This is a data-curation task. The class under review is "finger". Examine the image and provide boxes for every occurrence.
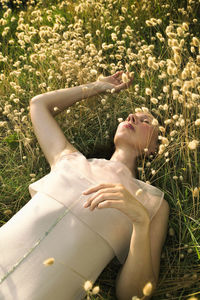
[113,71,124,78]
[97,200,124,209]
[82,183,116,195]
[115,82,129,93]
[84,188,121,208]
[88,192,121,210]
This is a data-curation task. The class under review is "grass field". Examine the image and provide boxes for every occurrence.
[0,0,200,299]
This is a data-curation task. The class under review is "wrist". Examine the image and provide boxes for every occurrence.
[95,80,113,93]
[79,81,105,98]
[133,216,150,231]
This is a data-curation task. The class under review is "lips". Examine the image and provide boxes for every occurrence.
[123,123,134,130]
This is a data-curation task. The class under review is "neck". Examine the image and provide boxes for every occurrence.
[110,147,138,178]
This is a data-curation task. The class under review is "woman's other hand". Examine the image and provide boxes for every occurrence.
[97,71,134,93]
[82,183,150,226]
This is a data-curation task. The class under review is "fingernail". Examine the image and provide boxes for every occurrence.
[83,202,88,208]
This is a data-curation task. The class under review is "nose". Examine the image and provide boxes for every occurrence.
[127,114,137,124]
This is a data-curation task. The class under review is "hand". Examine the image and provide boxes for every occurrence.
[82,183,150,225]
[97,71,134,93]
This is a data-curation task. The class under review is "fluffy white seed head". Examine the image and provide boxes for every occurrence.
[162,137,169,146]
[152,119,158,126]
[90,69,97,76]
[101,99,106,105]
[177,27,184,36]
[164,119,172,125]
[169,227,175,236]
[43,257,55,266]
[117,117,123,123]
[182,22,189,31]
[143,282,153,296]
[135,188,143,196]
[192,37,199,47]
[174,54,181,65]
[142,107,149,113]
[147,56,154,67]
[122,73,129,83]
[193,187,199,198]
[167,67,173,76]
[84,280,93,291]
[151,97,158,104]
[195,119,200,126]
[92,286,100,294]
[158,144,165,154]
[163,86,169,93]
[170,130,177,136]
[188,140,199,150]
[145,88,152,95]
[159,126,165,133]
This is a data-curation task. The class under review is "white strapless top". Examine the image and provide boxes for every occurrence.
[29,151,164,264]
[0,151,164,300]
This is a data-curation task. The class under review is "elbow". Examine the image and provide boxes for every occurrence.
[30,95,49,111]
[30,97,37,106]
[30,95,42,105]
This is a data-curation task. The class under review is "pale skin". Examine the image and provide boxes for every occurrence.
[30,71,169,300]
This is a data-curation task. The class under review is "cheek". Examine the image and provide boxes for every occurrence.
[139,124,149,134]
[139,126,153,141]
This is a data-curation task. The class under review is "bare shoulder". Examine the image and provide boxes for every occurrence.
[58,147,80,157]
[51,147,80,168]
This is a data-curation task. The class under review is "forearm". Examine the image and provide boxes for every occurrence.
[116,223,156,300]
[31,81,105,116]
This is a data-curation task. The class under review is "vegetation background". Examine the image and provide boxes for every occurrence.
[0,0,199,299]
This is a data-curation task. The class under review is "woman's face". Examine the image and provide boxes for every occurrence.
[114,112,159,156]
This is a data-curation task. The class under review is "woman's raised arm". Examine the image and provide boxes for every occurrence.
[29,71,133,167]
[29,81,106,167]
[30,81,105,117]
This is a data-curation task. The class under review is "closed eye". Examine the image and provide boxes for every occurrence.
[142,119,150,124]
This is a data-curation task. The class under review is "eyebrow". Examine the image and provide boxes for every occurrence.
[137,114,153,120]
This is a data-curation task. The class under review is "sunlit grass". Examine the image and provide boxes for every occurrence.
[0,0,200,299]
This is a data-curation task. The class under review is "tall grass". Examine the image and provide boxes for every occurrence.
[0,0,199,299]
